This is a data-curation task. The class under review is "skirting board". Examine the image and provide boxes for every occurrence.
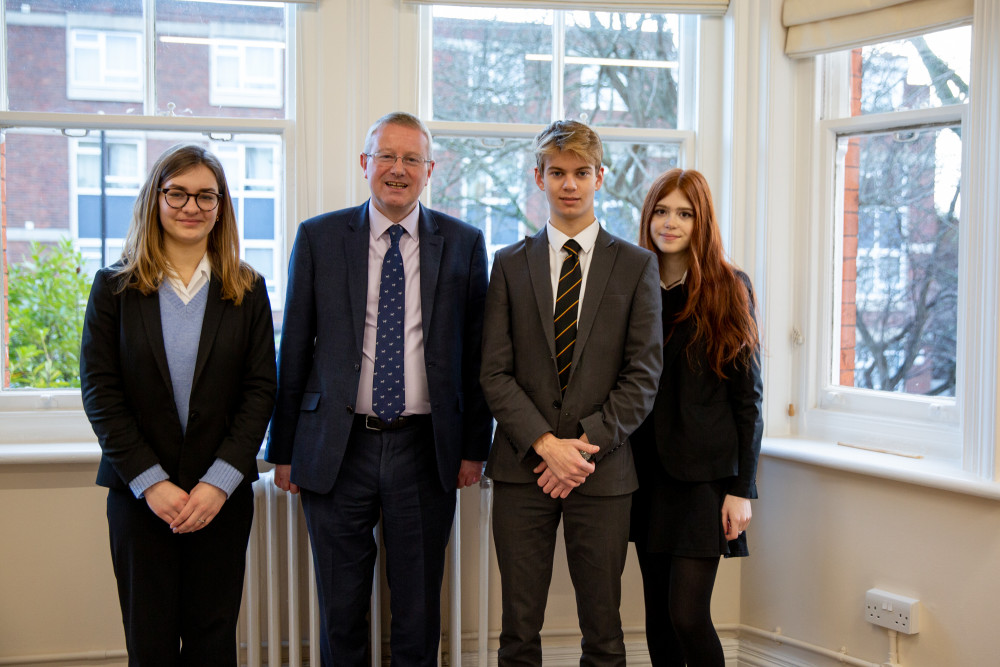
[458,637,741,667]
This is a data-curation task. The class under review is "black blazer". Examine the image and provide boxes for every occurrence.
[80,266,277,492]
[633,273,763,498]
[265,202,493,494]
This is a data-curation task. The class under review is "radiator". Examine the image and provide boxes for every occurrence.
[240,469,490,667]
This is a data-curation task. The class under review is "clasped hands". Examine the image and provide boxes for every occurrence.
[145,480,227,534]
[532,432,600,499]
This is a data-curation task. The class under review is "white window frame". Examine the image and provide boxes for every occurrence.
[0,0,298,446]
[210,40,283,109]
[70,134,145,273]
[419,8,703,259]
[212,139,284,299]
[801,47,967,463]
[67,28,143,103]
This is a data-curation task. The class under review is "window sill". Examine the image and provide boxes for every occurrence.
[762,436,1000,501]
[0,442,101,465]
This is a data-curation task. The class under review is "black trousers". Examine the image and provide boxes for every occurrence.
[106,484,253,667]
[300,419,455,667]
[491,482,632,667]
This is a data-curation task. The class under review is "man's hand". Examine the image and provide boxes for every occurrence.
[274,464,299,494]
[722,494,752,541]
[171,482,227,534]
[532,462,574,499]
[456,459,485,489]
[532,432,598,489]
[144,480,190,525]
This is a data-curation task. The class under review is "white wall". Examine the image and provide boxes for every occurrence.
[743,456,1000,666]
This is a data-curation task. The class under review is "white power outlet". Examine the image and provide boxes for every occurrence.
[865,588,920,634]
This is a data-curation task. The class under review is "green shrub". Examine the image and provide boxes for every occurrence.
[7,239,91,388]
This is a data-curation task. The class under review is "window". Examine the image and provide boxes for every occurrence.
[422,6,695,258]
[67,28,143,102]
[1,0,293,397]
[810,25,970,455]
[71,135,145,274]
[214,141,283,296]
[211,40,284,109]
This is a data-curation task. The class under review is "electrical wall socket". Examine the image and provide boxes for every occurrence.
[865,588,920,634]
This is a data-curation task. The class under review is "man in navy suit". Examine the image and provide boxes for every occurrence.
[266,112,492,666]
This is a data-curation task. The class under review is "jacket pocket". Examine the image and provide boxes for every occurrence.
[300,392,320,411]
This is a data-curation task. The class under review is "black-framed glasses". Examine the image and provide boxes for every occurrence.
[364,153,432,169]
[158,188,221,211]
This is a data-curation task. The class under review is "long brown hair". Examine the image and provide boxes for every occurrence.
[114,144,258,304]
[638,168,759,378]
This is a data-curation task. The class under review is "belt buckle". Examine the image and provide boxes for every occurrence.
[364,415,383,431]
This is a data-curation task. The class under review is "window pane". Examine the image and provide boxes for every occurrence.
[850,26,970,116]
[564,12,679,129]
[429,137,538,255]
[600,141,680,241]
[431,7,552,124]
[156,0,286,116]
[428,136,680,254]
[2,128,284,389]
[837,126,960,397]
[245,248,274,282]
[7,0,144,112]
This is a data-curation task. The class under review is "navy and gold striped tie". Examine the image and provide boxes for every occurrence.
[555,239,582,394]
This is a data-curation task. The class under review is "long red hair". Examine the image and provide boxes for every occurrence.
[638,168,759,379]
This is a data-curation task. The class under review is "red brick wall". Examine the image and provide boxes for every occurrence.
[839,49,864,386]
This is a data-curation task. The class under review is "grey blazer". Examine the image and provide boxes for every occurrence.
[481,226,663,496]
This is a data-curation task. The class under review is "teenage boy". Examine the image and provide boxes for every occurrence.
[481,119,663,666]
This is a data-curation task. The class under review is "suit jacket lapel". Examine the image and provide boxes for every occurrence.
[525,228,557,358]
[569,227,616,382]
[418,206,443,341]
[138,289,173,393]
[346,203,370,355]
[191,277,225,390]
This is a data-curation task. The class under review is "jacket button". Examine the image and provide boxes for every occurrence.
[346,405,354,414]
[189,411,199,421]
[354,363,361,371]
[552,400,561,409]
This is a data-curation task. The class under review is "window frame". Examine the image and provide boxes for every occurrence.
[800,48,968,463]
[210,39,284,109]
[418,8,704,259]
[0,0,298,444]
[66,27,144,103]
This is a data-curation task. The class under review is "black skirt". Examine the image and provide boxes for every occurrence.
[630,471,749,559]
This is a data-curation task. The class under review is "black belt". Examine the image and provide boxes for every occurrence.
[355,414,430,432]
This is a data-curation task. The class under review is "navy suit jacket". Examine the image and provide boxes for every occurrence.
[265,202,492,494]
[80,268,277,492]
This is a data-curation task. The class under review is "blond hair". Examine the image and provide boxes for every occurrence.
[533,120,604,171]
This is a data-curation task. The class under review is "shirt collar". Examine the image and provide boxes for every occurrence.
[545,218,600,254]
[661,270,688,290]
[368,201,420,242]
[165,252,212,289]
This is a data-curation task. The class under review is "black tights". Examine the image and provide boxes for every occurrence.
[635,546,723,667]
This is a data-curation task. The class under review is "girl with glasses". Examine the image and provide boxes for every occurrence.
[80,144,276,665]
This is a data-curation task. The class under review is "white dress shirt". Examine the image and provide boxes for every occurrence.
[165,253,212,305]
[545,219,601,313]
[354,202,431,417]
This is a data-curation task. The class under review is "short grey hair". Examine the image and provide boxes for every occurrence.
[363,111,434,159]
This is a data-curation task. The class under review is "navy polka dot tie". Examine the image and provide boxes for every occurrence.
[372,224,405,422]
